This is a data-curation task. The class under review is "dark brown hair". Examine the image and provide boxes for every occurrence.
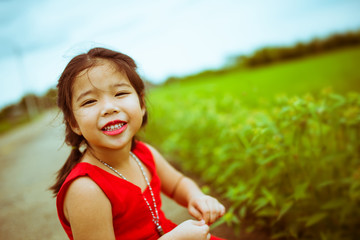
[49,47,148,196]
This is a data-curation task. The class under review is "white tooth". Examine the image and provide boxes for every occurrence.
[104,123,125,131]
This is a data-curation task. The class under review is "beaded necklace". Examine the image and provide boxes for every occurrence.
[89,151,164,236]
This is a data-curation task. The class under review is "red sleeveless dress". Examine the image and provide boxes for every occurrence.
[56,141,225,240]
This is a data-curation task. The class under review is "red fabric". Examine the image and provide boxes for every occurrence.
[56,141,225,240]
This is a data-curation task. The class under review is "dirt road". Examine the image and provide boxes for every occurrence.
[0,110,193,240]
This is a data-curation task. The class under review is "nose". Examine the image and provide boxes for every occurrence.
[101,97,120,116]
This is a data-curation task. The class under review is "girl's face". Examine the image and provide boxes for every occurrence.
[70,60,145,151]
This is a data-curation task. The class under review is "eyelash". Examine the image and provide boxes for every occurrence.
[115,92,129,97]
[81,99,96,106]
[80,92,129,106]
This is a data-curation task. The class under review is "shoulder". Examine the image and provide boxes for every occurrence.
[63,176,111,221]
[65,176,109,205]
[63,176,115,239]
[66,176,104,197]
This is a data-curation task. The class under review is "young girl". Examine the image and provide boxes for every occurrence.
[50,47,226,240]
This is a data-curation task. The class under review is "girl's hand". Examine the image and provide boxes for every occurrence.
[163,220,211,240]
[188,195,226,225]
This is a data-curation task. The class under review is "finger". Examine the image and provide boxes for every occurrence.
[191,199,211,222]
[211,201,226,221]
[215,202,225,219]
[209,209,218,224]
[206,198,220,224]
[193,220,210,235]
[188,205,203,221]
[192,219,206,226]
[220,204,226,216]
[206,199,220,224]
[207,233,211,240]
[200,201,211,224]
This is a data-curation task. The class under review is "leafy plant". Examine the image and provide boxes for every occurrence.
[143,90,360,239]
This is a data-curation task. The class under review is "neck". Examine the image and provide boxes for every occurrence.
[86,144,132,169]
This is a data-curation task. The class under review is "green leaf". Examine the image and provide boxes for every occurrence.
[254,197,268,212]
[261,187,276,206]
[257,207,278,217]
[321,199,346,210]
[257,152,284,165]
[289,225,299,238]
[293,182,309,200]
[320,232,329,240]
[201,185,210,195]
[209,216,226,230]
[271,231,288,239]
[276,201,293,221]
[245,225,255,233]
[239,205,247,218]
[223,210,240,225]
[305,212,328,227]
[238,131,251,149]
[316,180,334,189]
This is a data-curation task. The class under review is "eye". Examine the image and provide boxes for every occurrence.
[81,99,96,106]
[115,92,129,97]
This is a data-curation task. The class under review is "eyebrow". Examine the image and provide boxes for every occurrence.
[75,83,132,102]
[76,90,92,103]
[114,83,131,88]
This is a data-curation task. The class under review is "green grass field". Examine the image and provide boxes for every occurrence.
[149,46,360,106]
[143,46,360,239]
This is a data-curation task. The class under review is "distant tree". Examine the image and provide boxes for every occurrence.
[40,88,57,109]
[239,30,360,68]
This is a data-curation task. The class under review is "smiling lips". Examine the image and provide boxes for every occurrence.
[102,120,127,136]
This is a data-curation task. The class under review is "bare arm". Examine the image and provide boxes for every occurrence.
[146,144,225,225]
[145,144,186,200]
[63,177,115,240]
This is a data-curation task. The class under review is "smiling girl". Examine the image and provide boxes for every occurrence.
[50,47,226,240]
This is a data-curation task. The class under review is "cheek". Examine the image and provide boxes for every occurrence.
[72,109,93,128]
[126,95,143,110]
[72,110,84,125]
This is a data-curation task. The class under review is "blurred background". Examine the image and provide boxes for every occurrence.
[1,0,360,239]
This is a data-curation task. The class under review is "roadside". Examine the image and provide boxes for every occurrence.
[0,110,232,239]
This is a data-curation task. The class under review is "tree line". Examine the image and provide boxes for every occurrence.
[234,29,360,67]
[0,88,57,133]
[1,29,359,133]
[165,29,360,84]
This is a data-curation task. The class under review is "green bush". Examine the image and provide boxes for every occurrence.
[144,89,360,239]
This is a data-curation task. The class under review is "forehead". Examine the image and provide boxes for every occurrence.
[73,60,130,91]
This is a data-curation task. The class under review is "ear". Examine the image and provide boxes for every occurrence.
[70,121,82,136]
[141,105,146,117]
[140,94,146,117]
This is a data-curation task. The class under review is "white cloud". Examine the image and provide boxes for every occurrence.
[0,0,360,107]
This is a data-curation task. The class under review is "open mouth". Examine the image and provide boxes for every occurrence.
[102,122,126,132]
[101,120,127,135]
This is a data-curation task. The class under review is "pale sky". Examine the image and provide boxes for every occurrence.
[1,0,360,108]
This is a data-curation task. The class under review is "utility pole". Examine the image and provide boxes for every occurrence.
[12,44,38,119]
